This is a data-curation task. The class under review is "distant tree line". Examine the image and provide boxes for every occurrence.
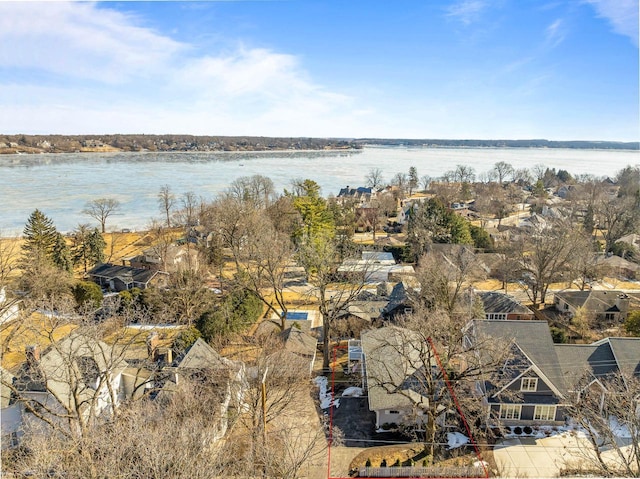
[356,138,639,150]
[0,134,359,154]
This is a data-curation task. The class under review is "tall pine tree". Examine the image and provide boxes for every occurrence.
[22,209,58,266]
[88,228,106,266]
[52,232,73,273]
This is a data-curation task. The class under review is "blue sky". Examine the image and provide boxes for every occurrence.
[0,0,637,140]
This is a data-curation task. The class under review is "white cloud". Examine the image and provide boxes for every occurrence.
[545,18,566,47]
[0,2,368,137]
[0,2,186,83]
[584,0,639,47]
[445,0,487,25]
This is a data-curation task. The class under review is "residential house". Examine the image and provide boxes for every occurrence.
[555,337,640,411]
[381,281,419,320]
[617,233,640,250]
[0,287,20,326]
[478,291,534,320]
[6,333,128,441]
[159,338,246,441]
[595,255,639,280]
[1,366,19,448]
[126,243,199,273]
[554,290,640,324]
[360,326,430,429]
[88,263,168,292]
[466,320,567,426]
[280,327,317,376]
[337,186,374,205]
[338,251,415,283]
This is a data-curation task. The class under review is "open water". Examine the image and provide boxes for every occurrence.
[0,146,638,234]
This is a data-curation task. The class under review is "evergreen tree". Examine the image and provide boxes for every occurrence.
[21,209,58,266]
[52,232,73,273]
[408,166,419,196]
[72,225,106,272]
[287,179,334,241]
[88,228,106,266]
[72,224,91,272]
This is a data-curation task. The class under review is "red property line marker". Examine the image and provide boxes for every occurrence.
[326,341,489,479]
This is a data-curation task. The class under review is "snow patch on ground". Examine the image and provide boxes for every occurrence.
[447,432,469,449]
[314,376,339,409]
[608,416,632,438]
[341,386,363,397]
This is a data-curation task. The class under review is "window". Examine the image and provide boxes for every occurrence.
[520,377,538,392]
[499,404,522,420]
[388,410,400,415]
[534,405,556,421]
[486,313,507,320]
[604,313,616,321]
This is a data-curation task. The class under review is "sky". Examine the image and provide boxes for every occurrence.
[0,0,638,141]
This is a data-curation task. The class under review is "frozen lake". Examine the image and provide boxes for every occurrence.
[1,146,637,234]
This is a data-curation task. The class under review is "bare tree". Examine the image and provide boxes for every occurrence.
[232,211,295,331]
[231,333,323,474]
[365,167,385,189]
[296,232,369,370]
[174,191,199,227]
[415,247,485,316]
[158,184,176,228]
[0,234,19,290]
[420,174,432,192]
[595,194,640,253]
[514,219,577,307]
[491,161,515,184]
[1,308,148,444]
[563,374,640,477]
[364,311,510,460]
[453,164,476,183]
[3,372,239,479]
[147,219,175,271]
[82,198,120,233]
[228,175,276,209]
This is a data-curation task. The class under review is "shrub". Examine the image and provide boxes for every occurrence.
[392,459,400,467]
[380,459,387,467]
[625,311,640,337]
[513,426,523,435]
[523,426,533,435]
[73,280,103,309]
[550,326,567,343]
[365,459,371,467]
[173,327,202,353]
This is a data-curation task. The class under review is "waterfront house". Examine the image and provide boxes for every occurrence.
[88,263,168,292]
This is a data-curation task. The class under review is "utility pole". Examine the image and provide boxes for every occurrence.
[261,367,268,444]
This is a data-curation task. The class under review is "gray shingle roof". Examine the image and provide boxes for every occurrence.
[470,320,566,396]
[88,263,159,285]
[361,326,429,412]
[600,337,640,378]
[555,343,618,389]
[479,291,532,316]
[177,338,238,371]
[12,333,128,411]
[281,327,317,357]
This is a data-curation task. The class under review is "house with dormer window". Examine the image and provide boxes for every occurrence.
[465,320,567,426]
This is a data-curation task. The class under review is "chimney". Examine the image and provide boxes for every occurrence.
[157,347,173,365]
[25,345,41,364]
[616,294,630,315]
[146,332,159,360]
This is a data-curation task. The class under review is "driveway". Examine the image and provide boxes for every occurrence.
[493,432,630,478]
